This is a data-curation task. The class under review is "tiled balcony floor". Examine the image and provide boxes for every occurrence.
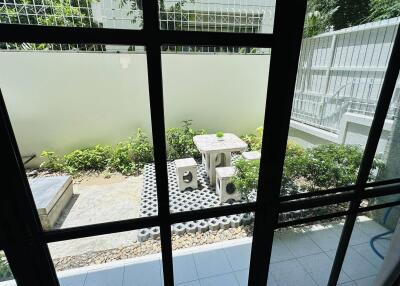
[0,217,391,286]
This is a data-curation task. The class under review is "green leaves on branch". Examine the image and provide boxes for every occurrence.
[166,120,206,160]
[240,127,263,151]
[0,253,12,281]
[40,128,153,175]
[232,142,384,196]
[232,158,260,202]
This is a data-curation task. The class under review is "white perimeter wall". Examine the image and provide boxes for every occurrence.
[0,52,270,166]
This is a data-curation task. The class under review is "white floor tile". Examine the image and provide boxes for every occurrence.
[271,238,295,263]
[84,266,124,286]
[177,281,201,286]
[223,243,251,271]
[269,259,317,286]
[338,282,357,286]
[356,220,388,237]
[297,253,351,285]
[278,231,322,258]
[331,225,369,246]
[60,273,87,286]
[199,273,239,286]
[173,254,199,284]
[306,228,340,252]
[326,249,378,281]
[352,243,386,268]
[234,269,277,286]
[355,276,376,286]
[123,260,162,286]
[193,248,233,278]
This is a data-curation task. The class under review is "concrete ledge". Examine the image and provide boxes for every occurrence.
[29,176,73,229]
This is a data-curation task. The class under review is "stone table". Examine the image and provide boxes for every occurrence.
[193,133,247,186]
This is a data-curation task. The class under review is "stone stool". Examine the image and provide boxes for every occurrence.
[175,158,198,191]
[242,150,261,161]
[216,166,241,203]
[204,152,232,186]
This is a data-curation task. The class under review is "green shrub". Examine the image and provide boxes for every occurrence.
[109,139,137,175]
[166,120,206,160]
[283,140,307,179]
[299,144,383,190]
[40,129,153,175]
[232,158,260,202]
[63,145,112,173]
[0,253,12,281]
[281,140,306,195]
[131,128,153,166]
[109,128,154,175]
[40,151,64,172]
[240,126,263,151]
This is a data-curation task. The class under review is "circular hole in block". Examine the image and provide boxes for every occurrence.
[183,171,193,183]
[226,182,236,194]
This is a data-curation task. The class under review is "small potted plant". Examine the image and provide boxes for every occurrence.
[216,131,224,141]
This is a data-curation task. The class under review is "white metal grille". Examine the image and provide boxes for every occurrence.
[0,0,274,53]
[292,17,400,133]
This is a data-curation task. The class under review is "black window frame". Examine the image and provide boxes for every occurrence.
[0,0,400,285]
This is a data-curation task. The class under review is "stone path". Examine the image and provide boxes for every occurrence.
[48,174,142,259]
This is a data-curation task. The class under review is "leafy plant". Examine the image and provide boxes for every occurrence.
[304,9,336,37]
[232,158,260,202]
[131,128,153,169]
[0,253,12,282]
[0,0,103,51]
[40,130,153,175]
[40,151,64,172]
[304,0,370,38]
[166,120,206,160]
[109,139,137,175]
[365,0,400,22]
[281,140,306,195]
[299,144,383,190]
[63,145,112,173]
[216,131,224,138]
[240,126,263,151]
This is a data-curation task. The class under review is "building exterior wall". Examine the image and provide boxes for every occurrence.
[0,52,270,166]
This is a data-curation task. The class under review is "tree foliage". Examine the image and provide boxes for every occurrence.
[0,0,102,50]
[303,0,400,37]
[367,0,400,21]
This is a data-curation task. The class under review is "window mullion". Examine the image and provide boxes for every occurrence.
[0,91,60,286]
[142,1,174,285]
[247,0,307,285]
[328,25,400,286]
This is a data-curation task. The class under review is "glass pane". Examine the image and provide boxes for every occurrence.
[0,251,13,283]
[282,3,400,196]
[278,203,350,224]
[342,207,400,284]
[268,217,349,286]
[368,73,400,183]
[362,193,400,209]
[158,0,276,34]
[172,213,254,285]
[0,0,142,29]
[161,46,269,213]
[0,45,158,231]
[48,228,162,285]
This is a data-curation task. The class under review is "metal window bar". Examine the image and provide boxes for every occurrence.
[0,1,400,286]
[328,24,400,286]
